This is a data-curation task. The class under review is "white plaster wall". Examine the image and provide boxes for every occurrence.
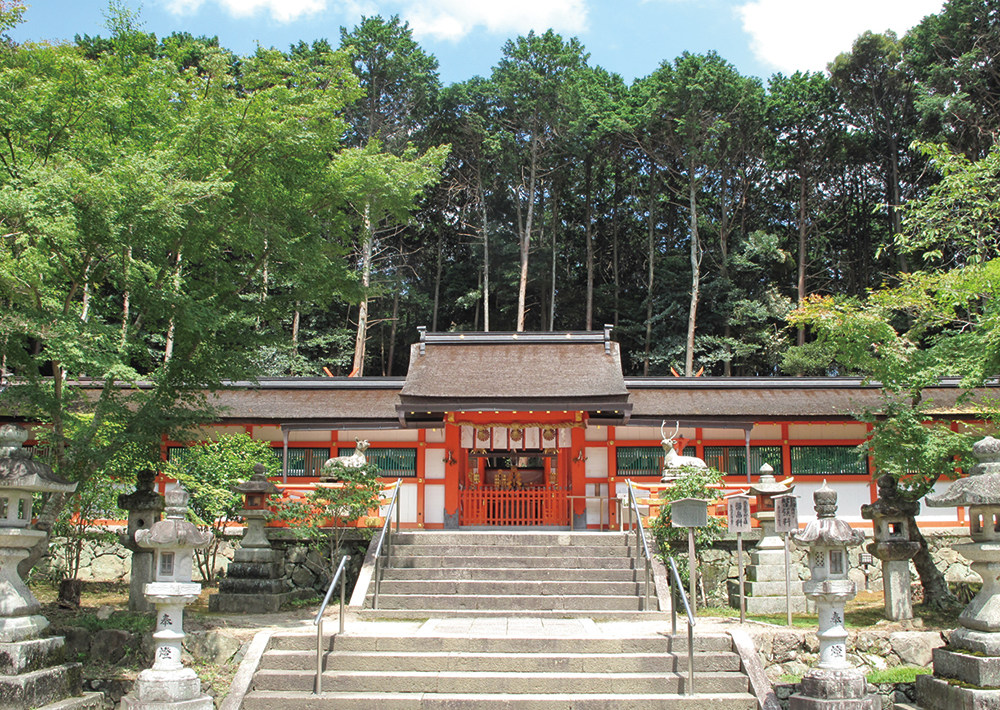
[585,448,608,477]
[424,485,445,524]
[425,452,446,479]
[585,426,608,441]
[585,482,610,527]
[425,428,446,443]
[342,429,420,442]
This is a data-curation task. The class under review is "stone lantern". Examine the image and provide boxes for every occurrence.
[121,486,214,710]
[210,464,294,613]
[118,468,165,613]
[859,474,920,621]
[789,481,877,710]
[0,423,100,710]
[730,465,808,614]
[907,436,1000,710]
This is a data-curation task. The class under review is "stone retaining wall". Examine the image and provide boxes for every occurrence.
[754,627,947,682]
[665,528,971,607]
[35,531,372,601]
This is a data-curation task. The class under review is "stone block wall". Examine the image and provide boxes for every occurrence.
[662,528,970,607]
[33,531,372,603]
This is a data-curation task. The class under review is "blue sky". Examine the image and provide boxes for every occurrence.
[12,0,945,86]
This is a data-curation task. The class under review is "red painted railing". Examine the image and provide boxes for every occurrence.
[461,486,568,526]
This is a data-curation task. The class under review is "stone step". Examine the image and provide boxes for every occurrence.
[380,567,640,582]
[390,556,636,570]
[252,668,750,694]
[241,690,759,710]
[393,532,630,547]
[374,580,642,596]
[356,608,670,619]
[394,545,630,558]
[260,649,744,673]
[371,594,645,611]
[267,632,734,654]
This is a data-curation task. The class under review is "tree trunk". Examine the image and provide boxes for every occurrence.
[684,169,700,377]
[797,174,808,348]
[163,249,183,364]
[387,289,399,376]
[431,230,443,332]
[480,168,490,333]
[612,163,621,329]
[120,245,131,349]
[584,156,594,331]
[516,125,540,332]
[351,204,374,376]
[643,169,657,376]
[910,515,960,609]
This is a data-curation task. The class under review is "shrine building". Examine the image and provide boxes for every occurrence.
[144,328,991,530]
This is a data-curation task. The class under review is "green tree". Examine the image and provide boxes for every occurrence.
[784,140,1000,607]
[272,460,384,573]
[0,8,365,574]
[490,30,589,331]
[163,433,280,584]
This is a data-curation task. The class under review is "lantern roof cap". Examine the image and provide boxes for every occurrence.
[749,472,793,496]
[235,464,279,496]
[134,486,213,550]
[794,481,865,547]
[0,423,76,493]
[927,436,1000,508]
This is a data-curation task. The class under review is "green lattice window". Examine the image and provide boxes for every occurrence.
[703,446,783,477]
[617,446,663,476]
[790,445,867,476]
[280,447,331,477]
[338,447,416,478]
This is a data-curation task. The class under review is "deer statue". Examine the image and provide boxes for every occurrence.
[321,439,370,479]
[660,421,708,472]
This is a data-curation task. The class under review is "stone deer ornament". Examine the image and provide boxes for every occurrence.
[321,439,370,480]
[661,422,708,470]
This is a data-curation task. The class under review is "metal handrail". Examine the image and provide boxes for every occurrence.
[313,553,351,694]
[371,478,403,610]
[668,555,696,696]
[623,480,653,610]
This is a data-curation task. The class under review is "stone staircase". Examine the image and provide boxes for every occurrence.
[235,531,766,710]
[360,530,660,616]
[242,621,761,710]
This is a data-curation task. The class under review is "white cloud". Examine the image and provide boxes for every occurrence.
[401,0,589,41]
[164,0,328,23]
[738,0,945,74]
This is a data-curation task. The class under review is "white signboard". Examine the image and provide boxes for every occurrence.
[774,493,799,533]
[727,495,752,534]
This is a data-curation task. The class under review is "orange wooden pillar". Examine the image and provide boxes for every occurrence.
[444,422,462,529]
[570,426,587,530]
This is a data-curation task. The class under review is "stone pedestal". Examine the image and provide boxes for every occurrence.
[729,517,810,614]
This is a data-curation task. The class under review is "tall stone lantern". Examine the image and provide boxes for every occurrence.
[905,435,1000,710]
[789,481,878,710]
[730,465,807,613]
[860,474,920,621]
[210,464,294,613]
[118,469,165,613]
[0,423,101,710]
[121,486,214,710]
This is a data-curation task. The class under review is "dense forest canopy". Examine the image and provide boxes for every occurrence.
[1,0,998,390]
